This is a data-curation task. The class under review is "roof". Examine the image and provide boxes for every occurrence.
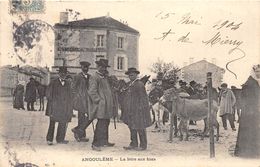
[54,16,139,34]
[181,60,225,72]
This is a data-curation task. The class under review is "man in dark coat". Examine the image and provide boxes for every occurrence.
[25,78,37,111]
[13,81,25,110]
[45,66,73,145]
[187,80,198,125]
[88,59,114,151]
[71,61,92,142]
[235,64,260,158]
[187,80,198,97]
[121,68,152,151]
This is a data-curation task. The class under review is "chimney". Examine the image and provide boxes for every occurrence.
[203,57,207,61]
[189,57,194,64]
[106,12,110,18]
[60,12,69,24]
[212,58,216,65]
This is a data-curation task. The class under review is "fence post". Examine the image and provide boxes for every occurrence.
[207,72,215,158]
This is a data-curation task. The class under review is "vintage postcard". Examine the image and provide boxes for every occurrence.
[0,0,260,166]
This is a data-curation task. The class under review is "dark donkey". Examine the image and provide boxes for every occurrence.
[35,81,47,111]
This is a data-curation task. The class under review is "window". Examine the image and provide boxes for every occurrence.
[97,35,104,47]
[118,37,124,49]
[117,57,124,70]
[114,54,127,71]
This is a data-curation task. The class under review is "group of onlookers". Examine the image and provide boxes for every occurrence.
[13,78,45,111]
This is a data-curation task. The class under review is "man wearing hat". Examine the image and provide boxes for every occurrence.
[25,77,37,111]
[187,80,197,96]
[121,67,152,151]
[187,80,198,125]
[88,59,114,151]
[71,61,92,142]
[218,83,236,131]
[45,66,73,145]
[179,80,189,93]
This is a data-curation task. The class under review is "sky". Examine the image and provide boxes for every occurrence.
[0,0,260,87]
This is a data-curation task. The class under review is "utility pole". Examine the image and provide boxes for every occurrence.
[207,72,215,158]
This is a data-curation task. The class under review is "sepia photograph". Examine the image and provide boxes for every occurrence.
[0,0,259,166]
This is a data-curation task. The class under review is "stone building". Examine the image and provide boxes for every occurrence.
[179,60,225,88]
[52,13,140,79]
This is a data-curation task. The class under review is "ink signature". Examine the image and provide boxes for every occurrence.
[202,31,243,50]
[154,11,246,78]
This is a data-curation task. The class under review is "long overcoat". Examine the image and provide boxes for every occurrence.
[25,81,37,103]
[120,79,152,129]
[235,76,260,158]
[87,72,113,120]
[13,84,24,109]
[219,88,236,116]
[45,78,73,123]
[71,72,90,113]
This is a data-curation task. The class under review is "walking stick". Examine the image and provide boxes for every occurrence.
[92,122,95,132]
[113,117,116,129]
[158,99,161,127]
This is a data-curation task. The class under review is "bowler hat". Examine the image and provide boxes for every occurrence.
[221,83,228,88]
[190,80,196,86]
[125,67,140,75]
[80,61,91,66]
[95,59,110,67]
[57,66,69,73]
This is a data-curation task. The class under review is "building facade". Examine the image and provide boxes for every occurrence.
[52,13,140,79]
[179,60,225,88]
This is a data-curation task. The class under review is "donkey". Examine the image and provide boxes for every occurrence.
[160,88,219,141]
[36,82,47,111]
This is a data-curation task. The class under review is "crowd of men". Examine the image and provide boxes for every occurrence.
[148,75,239,130]
[45,59,152,151]
[11,61,260,157]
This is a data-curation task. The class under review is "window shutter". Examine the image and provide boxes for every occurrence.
[114,55,118,70]
[124,35,127,50]
[94,34,97,47]
[103,35,106,48]
[124,55,128,71]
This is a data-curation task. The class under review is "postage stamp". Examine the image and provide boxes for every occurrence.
[9,0,45,13]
